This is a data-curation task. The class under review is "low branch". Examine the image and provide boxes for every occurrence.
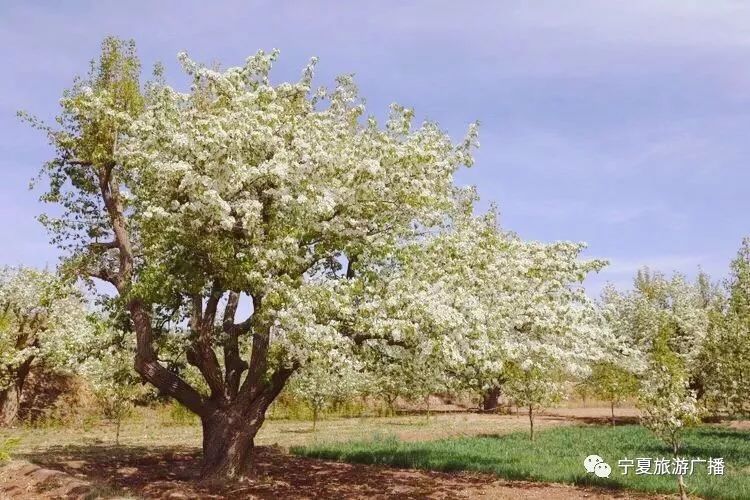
[339,318,409,348]
[88,240,118,251]
[129,298,208,416]
[89,267,121,288]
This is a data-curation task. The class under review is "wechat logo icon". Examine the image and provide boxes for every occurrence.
[584,454,612,478]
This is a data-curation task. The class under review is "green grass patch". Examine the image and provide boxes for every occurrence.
[292,425,750,499]
[0,436,20,464]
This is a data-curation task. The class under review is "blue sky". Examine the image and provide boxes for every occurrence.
[1,1,748,294]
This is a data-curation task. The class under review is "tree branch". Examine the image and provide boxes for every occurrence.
[237,294,271,405]
[222,291,247,398]
[187,286,227,402]
[88,240,118,251]
[130,298,208,416]
[94,159,208,415]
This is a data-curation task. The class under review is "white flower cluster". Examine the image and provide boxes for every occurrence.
[0,267,95,390]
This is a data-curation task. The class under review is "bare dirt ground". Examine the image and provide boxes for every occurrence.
[0,408,666,500]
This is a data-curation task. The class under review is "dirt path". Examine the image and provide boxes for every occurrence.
[0,446,664,500]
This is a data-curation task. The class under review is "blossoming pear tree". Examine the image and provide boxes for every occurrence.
[503,356,566,441]
[638,330,701,500]
[701,239,750,416]
[286,347,366,430]
[0,267,94,425]
[602,270,710,387]
[83,325,149,444]
[26,38,479,479]
[401,204,609,414]
[603,269,710,500]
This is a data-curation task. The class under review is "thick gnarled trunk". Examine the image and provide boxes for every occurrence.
[199,392,278,480]
[201,411,262,479]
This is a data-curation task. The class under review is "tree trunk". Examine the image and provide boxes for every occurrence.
[528,405,534,441]
[677,473,688,500]
[672,440,688,500]
[200,409,264,480]
[312,406,318,431]
[0,357,34,427]
[0,385,20,427]
[386,394,397,416]
[482,386,501,412]
[611,401,616,427]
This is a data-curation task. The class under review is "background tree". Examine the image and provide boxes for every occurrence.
[286,349,364,430]
[638,328,701,500]
[368,360,405,416]
[503,356,566,441]
[701,239,750,416]
[400,206,609,420]
[587,362,639,426]
[602,270,710,397]
[0,267,94,425]
[401,342,452,420]
[605,270,707,500]
[26,37,479,479]
[83,327,149,444]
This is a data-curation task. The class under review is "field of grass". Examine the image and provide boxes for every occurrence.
[293,425,750,500]
[0,408,570,453]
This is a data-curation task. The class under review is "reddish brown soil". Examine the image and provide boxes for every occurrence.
[0,445,663,499]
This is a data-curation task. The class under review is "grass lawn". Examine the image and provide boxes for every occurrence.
[293,424,750,500]
[0,410,569,453]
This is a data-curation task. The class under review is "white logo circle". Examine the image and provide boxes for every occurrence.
[584,454,604,473]
[594,462,612,478]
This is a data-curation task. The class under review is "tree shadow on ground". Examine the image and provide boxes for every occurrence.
[695,427,750,441]
[19,444,201,497]
[15,444,521,499]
